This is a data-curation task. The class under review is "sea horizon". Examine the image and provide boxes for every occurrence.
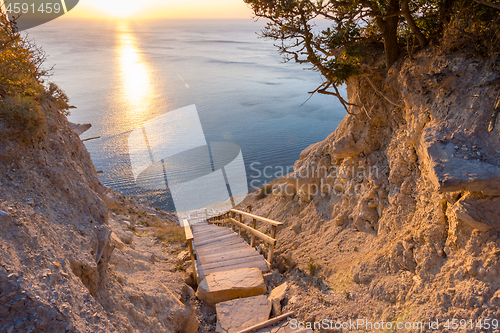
[27,18,346,211]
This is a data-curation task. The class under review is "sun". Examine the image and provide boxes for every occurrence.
[88,0,144,18]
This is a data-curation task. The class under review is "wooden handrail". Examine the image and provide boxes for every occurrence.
[230,209,284,226]
[183,219,199,284]
[184,223,193,241]
[229,218,276,245]
[207,208,283,264]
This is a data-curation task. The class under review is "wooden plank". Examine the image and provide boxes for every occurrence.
[196,242,247,253]
[229,218,275,245]
[191,221,208,225]
[197,241,253,253]
[198,249,259,265]
[192,223,219,229]
[192,227,226,234]
[237,311,295,333]
[202,259,269,276]
[194,233,237,246]
[196,239,245,251]
[230,209,284,226]
[200,254,265,269]
[192,230,234,240]
[194,237,240,249]
[193,227,225,233]
[195,235,236,245]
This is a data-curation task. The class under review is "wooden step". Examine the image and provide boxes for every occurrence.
[196,240,248,253]
[194,234,239,247]
[198,248,260,265]
[200,254,265,269]
[200,259,269,278]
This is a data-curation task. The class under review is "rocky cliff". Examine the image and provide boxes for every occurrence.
[0,99,198,332]
[241,48,500,326]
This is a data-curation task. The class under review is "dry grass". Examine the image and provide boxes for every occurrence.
[153,225,185,244]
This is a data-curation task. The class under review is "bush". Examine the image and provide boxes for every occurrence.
[0,95,44,133]
[0,13,71,136]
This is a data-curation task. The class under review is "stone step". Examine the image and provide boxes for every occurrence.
[196,267,267,305]
[215,295,271,333]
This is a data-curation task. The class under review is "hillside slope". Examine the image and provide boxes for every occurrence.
[241,49,500,328]
[0,99,198,332]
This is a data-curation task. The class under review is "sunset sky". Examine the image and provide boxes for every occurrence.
[67,0,254,19]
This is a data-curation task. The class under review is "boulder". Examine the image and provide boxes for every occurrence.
[215,295,271,333]
[177,250,190,261]
[419,133,500,195]
[452,196,500,232]
[101,190,119,209]
[331,133,367,159]
[274,183,296,199]
[112,226,134,245]
[268,282,288,316]
[110,232,125,250]
[196,267,267,305]
[69,122,92,135]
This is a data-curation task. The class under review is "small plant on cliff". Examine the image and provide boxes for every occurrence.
[307,258,320,275]
[244,0,500,111]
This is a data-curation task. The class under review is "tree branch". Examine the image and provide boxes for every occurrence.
[474,0,500,10]
[401,0,428,47]
[362,75,404,108]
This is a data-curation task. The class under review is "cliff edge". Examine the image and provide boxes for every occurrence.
[241,49,500,326]
[0,98,198,331]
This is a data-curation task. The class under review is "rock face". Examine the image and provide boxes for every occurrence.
[215,295,271,333]
[196,267,267,305]
[0,100,196,332]
[238,50,500,326]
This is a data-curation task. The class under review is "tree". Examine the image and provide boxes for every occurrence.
[244,0,500,112]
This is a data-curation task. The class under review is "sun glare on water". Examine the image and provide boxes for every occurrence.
[117,23,155,124]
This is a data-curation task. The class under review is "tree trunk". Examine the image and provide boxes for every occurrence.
[384,17,400,67]
[375,0,400,68]
[401,0,428,47]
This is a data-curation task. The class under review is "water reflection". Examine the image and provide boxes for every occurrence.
[117,23,154,124]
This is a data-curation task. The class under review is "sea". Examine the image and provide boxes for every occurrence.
[27,18,346,212]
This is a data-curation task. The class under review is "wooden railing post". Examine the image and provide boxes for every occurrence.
[183,219,198,284]
[268,225,277,264]
[250,218,257,248]
[239,213,242,236]
[205,208,283,266]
